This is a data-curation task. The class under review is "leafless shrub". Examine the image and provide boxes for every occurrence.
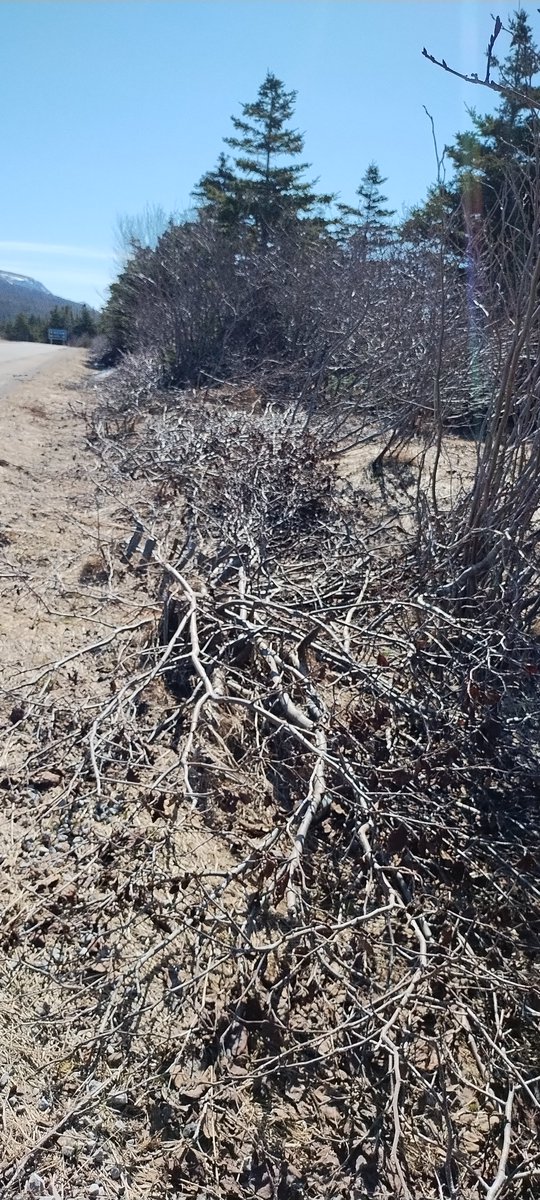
[107,216,488,435]
[99,349,166,412]
[418,45,540,632]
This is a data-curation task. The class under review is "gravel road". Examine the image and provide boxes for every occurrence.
[0,340,69,396]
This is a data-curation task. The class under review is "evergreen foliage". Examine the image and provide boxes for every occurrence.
[0,302,98,344]
[194,72,332,235]
[337,162,396,251]
[403,8,540,262]
[192,153,242,230]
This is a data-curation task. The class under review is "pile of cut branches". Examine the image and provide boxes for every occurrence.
[1,381,540,1200]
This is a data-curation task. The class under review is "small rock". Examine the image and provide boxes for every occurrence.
[58,1131,78,1158]
[109,1166,121,1180]
[107,1091,128,1110]
[25,1172,45,1196]
[88,1185,101,1198]
[59,881,77,902]
[30,769,63,792]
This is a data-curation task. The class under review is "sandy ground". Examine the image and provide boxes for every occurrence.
[0,346,147,694]
[339,433,479,501]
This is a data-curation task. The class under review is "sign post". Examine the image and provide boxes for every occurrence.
[48,328,68,345]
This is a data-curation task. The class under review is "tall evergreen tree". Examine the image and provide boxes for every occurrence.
[449,10,540,284]
[47,304,73,331]
[72,304,97,339]
[449,15,539,191]
[404,9,540,259]
[337,162,395,250]
[195,72,331,234]
[493,7,540,116]
[5,313,34,342]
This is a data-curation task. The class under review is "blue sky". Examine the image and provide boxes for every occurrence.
[0,1,526,307]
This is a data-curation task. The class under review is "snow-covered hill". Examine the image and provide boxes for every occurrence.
[0,270,81,320]
[0,270,51,295]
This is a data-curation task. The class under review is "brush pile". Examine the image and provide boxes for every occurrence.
[1,374,540,1200]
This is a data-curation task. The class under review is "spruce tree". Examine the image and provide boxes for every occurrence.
[448,10,540,279]
[337,162,395,251]
[72,304,97,339]
[16,313,35,341]
[195,72,331,234]
[48,304,71,331]
[447,10,540,193]
[404,9,540,261]
[494,7,540,117]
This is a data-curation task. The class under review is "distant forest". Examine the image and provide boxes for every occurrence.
[0,304,98,345]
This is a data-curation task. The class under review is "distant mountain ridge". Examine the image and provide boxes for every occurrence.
[0,270,83,321]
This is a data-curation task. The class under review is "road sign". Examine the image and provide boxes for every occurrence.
[48,328,68,345]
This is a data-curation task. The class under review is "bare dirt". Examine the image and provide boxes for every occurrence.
[0,354,164,1198]
[0,349,152,688]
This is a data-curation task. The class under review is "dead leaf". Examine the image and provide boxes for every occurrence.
[227,1062,248,1077]
[169,1069,208,1100]
[31,769,63,791]
[387,824,409,856]
[228,1021,249,1058]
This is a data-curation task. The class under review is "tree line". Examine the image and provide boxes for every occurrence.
[0,304,98,345]
[103,7,540,413]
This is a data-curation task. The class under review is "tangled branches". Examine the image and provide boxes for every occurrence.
[2,383,539,1199]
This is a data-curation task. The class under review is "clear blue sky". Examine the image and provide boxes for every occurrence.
[0,1,526,307]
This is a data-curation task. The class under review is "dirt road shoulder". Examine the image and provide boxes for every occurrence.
[0,348,145,689]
